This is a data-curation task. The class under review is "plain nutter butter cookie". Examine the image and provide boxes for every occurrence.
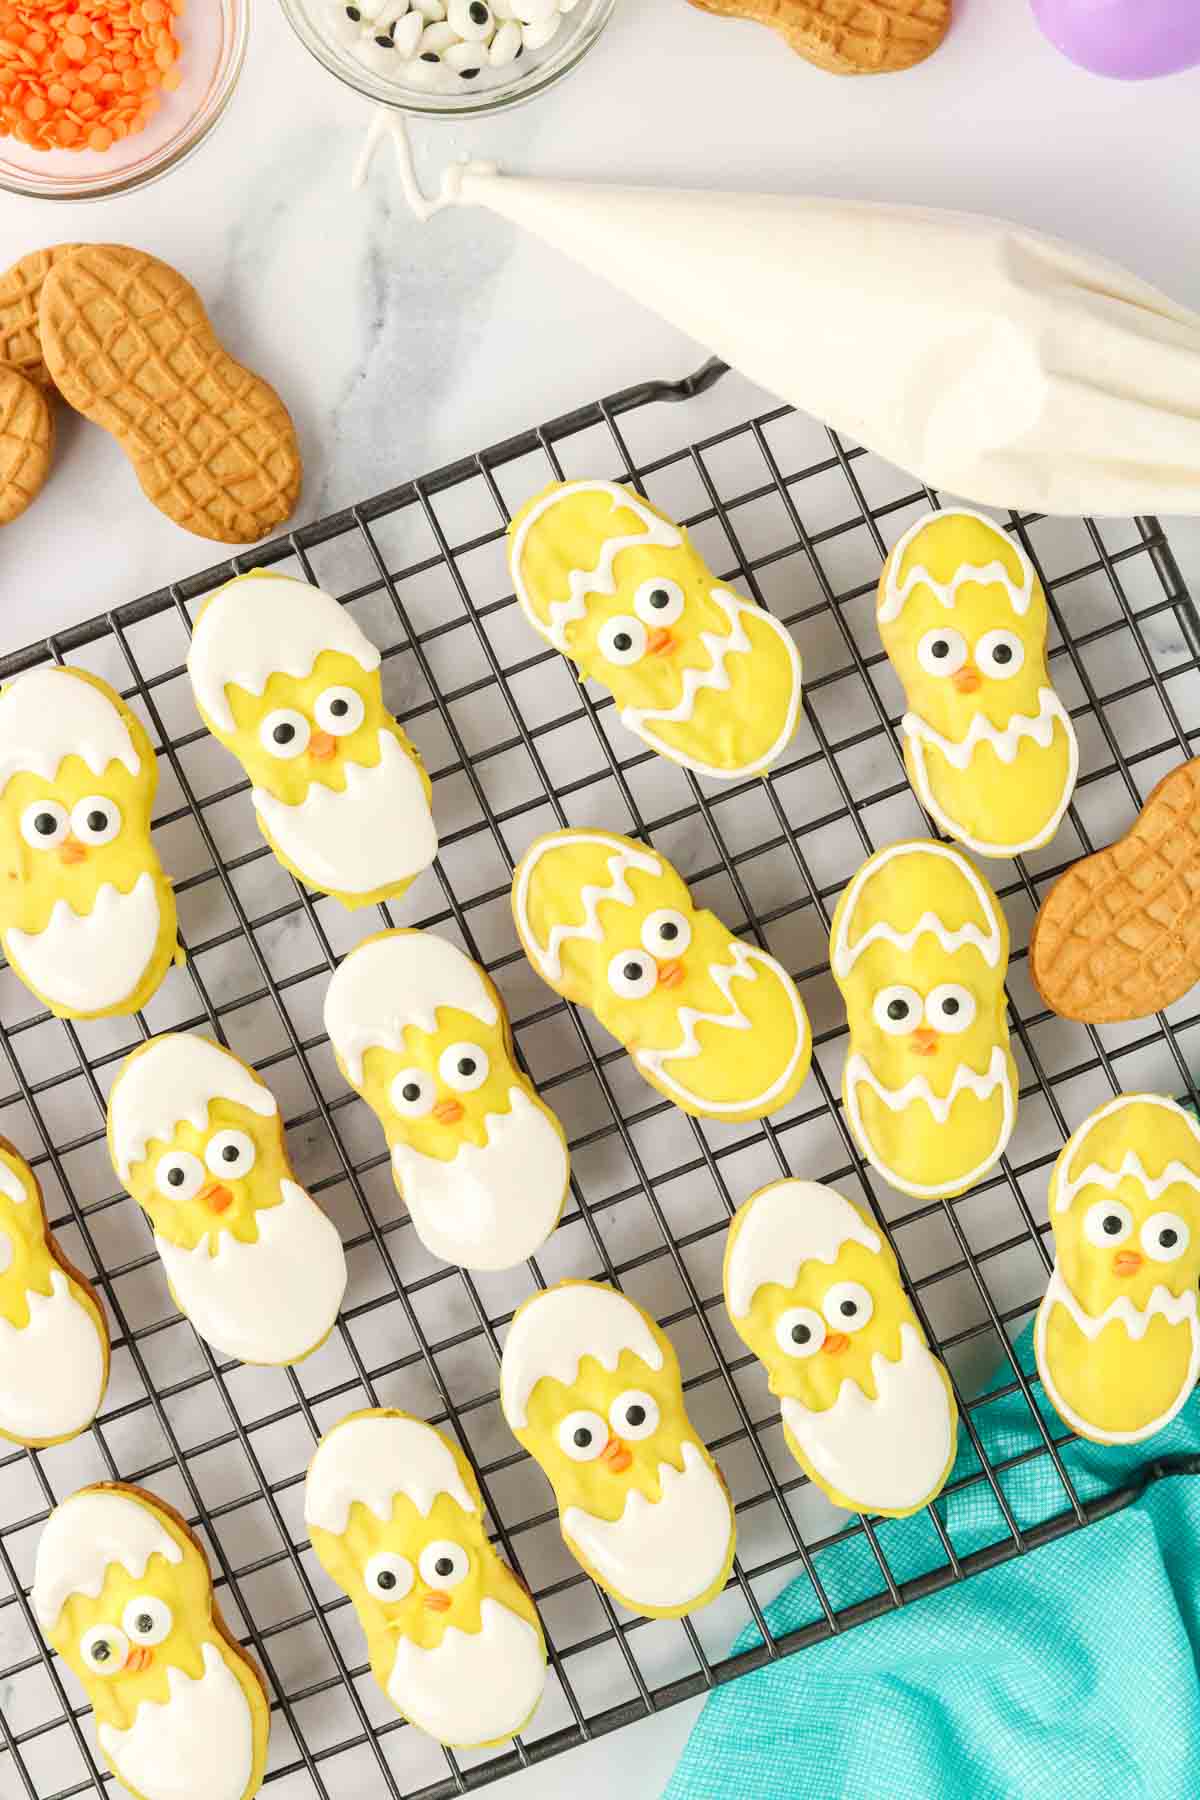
[0,244,78,388]
[32,1483,269,1800]
[39,244,301,545]
[0,363,53,526]
[685,0,951,74]
[1029,757,1200,1023]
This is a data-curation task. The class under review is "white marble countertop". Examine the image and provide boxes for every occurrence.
[2,3,1200,1797]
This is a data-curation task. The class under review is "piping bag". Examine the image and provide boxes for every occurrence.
[359,116,1200,518]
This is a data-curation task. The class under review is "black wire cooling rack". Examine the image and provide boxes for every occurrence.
[2,358,1199,1800]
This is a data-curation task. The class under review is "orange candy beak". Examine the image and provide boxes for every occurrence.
[600,1435,633,1474]
[823,1332,851,1357]
[952,664,982,695]
[58,837,86,865]
[909,1026,940,1056]
[646,628,676,657]
[198,1181,233,1214]
[1113,1249,1144,1278]
[309,730,338,762]
[123,1646,153,1674]
[432,1098,465,1126]
[423,1590,452,1614]
[656,959,686,990]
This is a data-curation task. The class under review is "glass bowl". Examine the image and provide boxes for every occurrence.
[278,0,615,118]
[0,0,247,202]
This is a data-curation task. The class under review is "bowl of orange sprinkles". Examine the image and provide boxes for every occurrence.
[0,0,245,197]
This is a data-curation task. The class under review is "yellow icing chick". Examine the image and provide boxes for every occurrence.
[32,1483,268,1800]
[108,1034,346,1366]
[305,1409,546,1747]
[878,509,1078,858]
[0,666,179,1019]
[500,1281,737,1619]
[186,571,437,908]
[323,929,569,1271]
[724,1180,956,1516]
[1036,1094,1200,1445]
[0,1137,108,1448]
[512,828,810,1122]
[830,840,1017,1199]
[509,481,803,779]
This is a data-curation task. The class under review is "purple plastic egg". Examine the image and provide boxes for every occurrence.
[1031,0,1200,79]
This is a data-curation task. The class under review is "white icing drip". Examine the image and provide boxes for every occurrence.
[3,872,161,1017]
[352,108,495,220]
[780,1323,953,1514]
[1035,1265,1200,1446]
[845,1045,1014,1200]
[878,510,1035,625]
[305,1411,476,1535]
[510,481,683,652]
[620,587,804,779]
[33,1490,182,1631]
[562,1441,733,1612]
[110,1034,277,1183]
[832,841,1003,979]
[386,1597,545,1748]
[323,930,499,1087]
[252,728,438,897]
[0,1272,106,1443]
[725,1181,880,1319]
[0,667,140,792]
[501,1284,663,1430]
[905,690,1080,857]
[635,941,809,1116]
[513,834,662,981]
[390,1087,567,1272]
[156,1180,346,1366]
[188,574,381,735]
[97,1641,254,1800]
[1052,1094,1200,1214]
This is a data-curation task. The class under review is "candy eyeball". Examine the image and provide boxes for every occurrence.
[449,0,495,39]
[444,37,485,74]
[521,8,560,48]
[488,17,522,61]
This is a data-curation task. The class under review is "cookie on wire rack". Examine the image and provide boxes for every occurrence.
[685,0,952,74]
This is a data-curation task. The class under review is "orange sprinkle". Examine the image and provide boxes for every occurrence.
[86,120,109,147]
[22,91,43,117]
[61,32,85,58]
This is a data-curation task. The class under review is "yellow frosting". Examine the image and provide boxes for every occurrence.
[878,510,1076,858]
[509,481,803,779]
[512,828,811,1122]
[1036,1094,1200,1445]
[830,840,1017,1198]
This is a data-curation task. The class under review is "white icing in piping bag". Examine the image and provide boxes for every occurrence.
[361,144,1200,518]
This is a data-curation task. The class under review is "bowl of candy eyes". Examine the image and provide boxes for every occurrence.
[279,0,616,116]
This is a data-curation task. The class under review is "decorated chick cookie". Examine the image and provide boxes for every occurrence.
[500,1282,736,1618]
[509,481,803,780]
[0,1139,108,1448]
[0,667,180,1019]
[187,572,437,907]
[33,1484,268,1800]
[512,828,810,1121]
[305,1409,546,1747]
[1035,1094,1200,1445]
[878,510,1078,858]
[831,841,1017,1199]
[323,930,569,1270]
[724,1180,956,1516]
[107,1034,347,1365]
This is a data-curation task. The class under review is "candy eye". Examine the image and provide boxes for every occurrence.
[205,1129,256,1180]
[609,1389,659,1440]
[607,949,658,1000]
[916,628,968,678]
[822,1281,873,1333]
[558,1409,608,1461]
[774,1306,826,1358]
[364,1551,414,1601]
[1140,1212,1190,1263]
[640,908,691,959]
[315,686,365,737]
[419,1540,470,1590]
[20,799,68,848]
[976,629,1025,680]
[925,984,975,1033]
[872,986,923,1034]
[438,1043,490,1093]
[259,708,310,759]
[633,579,685,628]
[154,1150,205,1202]
[1084,1199,1134,1247]
[71,796,121,846]
[597,616,647,667]
[122,1595,172,1645]
[390,1069,435,1118]
[80,1624,129,1676]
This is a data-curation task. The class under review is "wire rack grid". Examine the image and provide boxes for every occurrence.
[1,358,1199,1800]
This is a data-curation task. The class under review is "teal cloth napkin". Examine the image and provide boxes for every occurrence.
[666,1326,1200,1800]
